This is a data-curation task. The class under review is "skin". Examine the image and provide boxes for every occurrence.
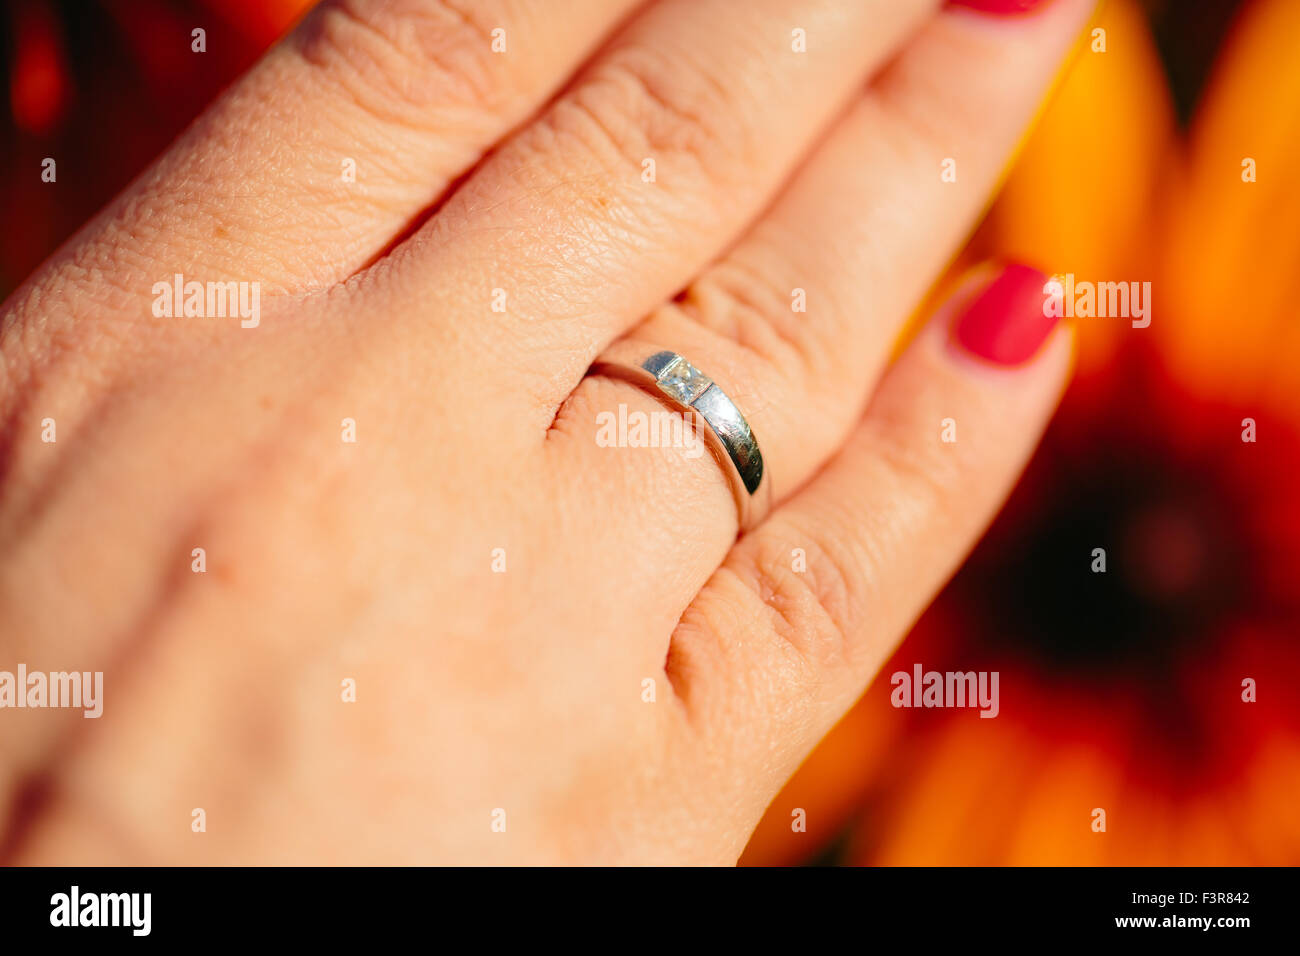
[0,0,1092,864]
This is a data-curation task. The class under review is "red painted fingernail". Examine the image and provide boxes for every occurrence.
[952,264,1059,366]
[949,0,1050,14]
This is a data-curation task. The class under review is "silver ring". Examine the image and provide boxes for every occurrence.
[590,344,771,532]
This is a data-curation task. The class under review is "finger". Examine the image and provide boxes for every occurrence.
[551,0,1093,637]
[376,0,939,409]
[44,0,644,294]
[671,264,1073,831]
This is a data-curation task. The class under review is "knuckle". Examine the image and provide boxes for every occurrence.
[678,256,812,372]
[877,53,998,168]
[869,411,963,522]
[739,516,871,675]
[292,0,513,124]
[544,45,747,181]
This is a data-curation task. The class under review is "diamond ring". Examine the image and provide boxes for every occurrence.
[589,345,771,532]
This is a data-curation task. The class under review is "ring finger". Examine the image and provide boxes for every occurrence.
[550,0,1096,643]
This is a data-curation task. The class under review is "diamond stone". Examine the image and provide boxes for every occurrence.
[657,358,711,404]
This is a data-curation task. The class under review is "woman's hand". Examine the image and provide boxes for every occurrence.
[0,0,1091,864]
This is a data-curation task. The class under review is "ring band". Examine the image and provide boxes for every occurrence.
[590,344,771,532]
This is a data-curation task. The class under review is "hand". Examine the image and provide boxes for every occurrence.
[0,0,1091,864]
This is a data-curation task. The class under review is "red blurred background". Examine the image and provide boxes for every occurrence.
[3,0,1296,864]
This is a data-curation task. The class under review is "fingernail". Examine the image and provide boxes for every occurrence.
[948,0,1050,14]
[952,263,1059,366]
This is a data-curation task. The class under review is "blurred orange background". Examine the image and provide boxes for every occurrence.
[3,0,1296,865]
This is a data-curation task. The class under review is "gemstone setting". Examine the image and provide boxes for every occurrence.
[656,357,713,404]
